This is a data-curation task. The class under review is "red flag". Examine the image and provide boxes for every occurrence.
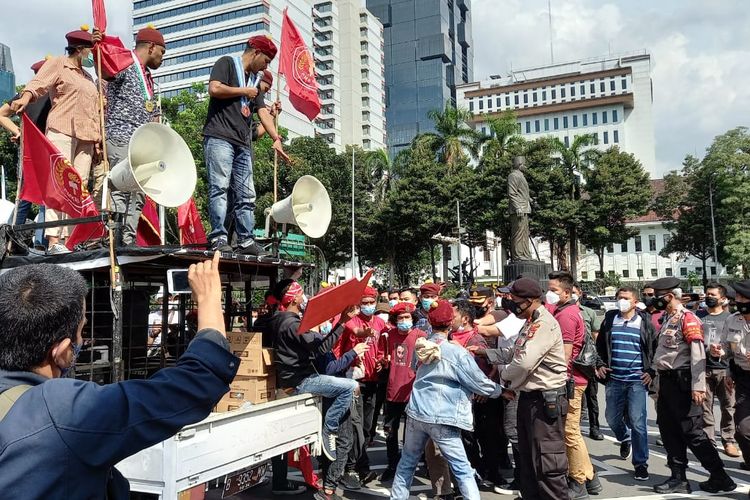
[297,269,374,334]
[177,198,207,245]
[18,115,106,248]
[136,196,161,246]
[287,446,319,489]
[92,0,107,32]
[94,36,134,78]
[279,8,321,121]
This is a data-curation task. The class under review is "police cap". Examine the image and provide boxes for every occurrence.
[730,280,750,300]
[650,277,681,293]
[509,278,543,299]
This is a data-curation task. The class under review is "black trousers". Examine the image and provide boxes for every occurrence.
[732,375,750,464]
[371,371,388,439]
[347,381,378,474]
[517,390,569,500]
[584,381,600,431]
[657,370,725,474]
[384,400,407,468]
[271,454,288,490]
[462,398,502,483]
[320,398,355,489]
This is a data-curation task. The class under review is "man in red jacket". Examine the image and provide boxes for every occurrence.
[334,286,386,488]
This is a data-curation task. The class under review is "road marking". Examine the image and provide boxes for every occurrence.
[590,457,630,477]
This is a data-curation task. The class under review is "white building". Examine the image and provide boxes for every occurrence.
[456,51,657,176]
[312,0,386,151]
[132,0,316,139]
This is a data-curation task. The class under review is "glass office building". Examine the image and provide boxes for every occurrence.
[0,44,15,104]
[365,0,473,156]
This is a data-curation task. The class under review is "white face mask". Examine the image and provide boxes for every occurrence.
[618,298,633,313]
[377,313,389,323]
[545,290,561,306]
[571,293,579,303]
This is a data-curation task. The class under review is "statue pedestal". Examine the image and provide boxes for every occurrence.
[504,260,552,283]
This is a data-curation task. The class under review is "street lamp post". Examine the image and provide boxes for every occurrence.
[709,174,719,264]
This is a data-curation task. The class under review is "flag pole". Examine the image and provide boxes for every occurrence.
[273,72,281,204]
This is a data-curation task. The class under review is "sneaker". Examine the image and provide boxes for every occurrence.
[724,443,741,458]
[48,243,71,255]
[699,471,737,493]
[619,440,632,460]
[589,428,604,441]
[586,473,603,495]
[313,490,343,500]
[339,472,361,490]
[379,467,396,483]
[493,479,520,494]
[360,470,378,486]
[655,437,663,446]
[634,465,649,481]
[210,239,233,253]
[271,482,306,495]
[321,428,337,462]
[236,239,269,256]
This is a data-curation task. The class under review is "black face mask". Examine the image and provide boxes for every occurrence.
[737,302,750,316]
[473,304,489,317]
[508,299,530,316]
[705,297,720,308]
[642,297,654,308]
[501,297,515,312]
[652,294,670,311]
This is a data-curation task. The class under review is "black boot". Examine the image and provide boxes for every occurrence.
[654,468,691,494]
[568,477,590,500]
[699,469,736,493]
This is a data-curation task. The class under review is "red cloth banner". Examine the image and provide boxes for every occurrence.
[92,0,107,32]
[177,198,207,245]
[94,35,134,78]
[279,8,321,121]
[136,196,161,246]
[297,269,374,334]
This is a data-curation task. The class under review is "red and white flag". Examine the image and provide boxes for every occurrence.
[279,8,321,121]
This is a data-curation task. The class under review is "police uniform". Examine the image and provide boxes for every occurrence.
[486,278,568,500]
[651,277,733,493]
[722,280,750,465]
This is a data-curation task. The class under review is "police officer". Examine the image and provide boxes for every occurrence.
[711,280,750,469]
[650,277,735,494]
[471,278,568,500]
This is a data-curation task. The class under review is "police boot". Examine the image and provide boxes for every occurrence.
[654,467,691,494]
[568,477,590,500]
[699,468,737,493]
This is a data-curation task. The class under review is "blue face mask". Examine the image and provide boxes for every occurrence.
[320,323,332,334]
[397,321,412,332]
[60,343,82,378]
[81,52,94,68]
[388,299,398,308]
[361,305,376,316]
[421,298,434,311]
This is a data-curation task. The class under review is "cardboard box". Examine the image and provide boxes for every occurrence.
[232,346,275,377]
[215,375,276,412]
[227,331,262,347]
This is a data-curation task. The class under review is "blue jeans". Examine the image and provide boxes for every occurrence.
[605,379,649,467]
[391,417,480,500]
[295,374,358,434]
[204,137,256,245]
[15,202,46,248]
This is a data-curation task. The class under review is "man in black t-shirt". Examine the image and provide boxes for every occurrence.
[203,35,288,256]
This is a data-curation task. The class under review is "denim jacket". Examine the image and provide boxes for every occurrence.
[406,332,502,431]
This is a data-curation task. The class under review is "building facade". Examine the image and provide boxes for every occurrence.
[456,51,657,176]
[366,0,473,157]
[0,44,15,104]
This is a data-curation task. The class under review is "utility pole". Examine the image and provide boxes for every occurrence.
[457,200,463,288]
[709,174,719,264]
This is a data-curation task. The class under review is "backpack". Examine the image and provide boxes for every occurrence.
[573,330,598,380]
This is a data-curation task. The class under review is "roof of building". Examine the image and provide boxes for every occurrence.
[626,179,669,224]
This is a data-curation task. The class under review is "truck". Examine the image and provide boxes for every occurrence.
[0,244,322,499]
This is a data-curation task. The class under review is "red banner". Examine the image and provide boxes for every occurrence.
[92,0,107,32]
[94,36,134,78]
[297,270,373,334]
[279,8,321,121]
[177,198,207,245]
[136,196,161,246]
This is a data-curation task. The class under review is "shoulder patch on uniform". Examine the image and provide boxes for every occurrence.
[527,323,540,339]
[682,312,703,343]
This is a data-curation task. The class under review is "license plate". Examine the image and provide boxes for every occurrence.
[222,462,268,498]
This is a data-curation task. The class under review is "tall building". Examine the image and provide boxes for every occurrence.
[0,44,15,104]
[366,0,473,156]
[456,51,656,176]
[313,0,386,151]
[132,0,315,138]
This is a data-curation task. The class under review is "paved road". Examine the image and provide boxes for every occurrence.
[226,385,750,500]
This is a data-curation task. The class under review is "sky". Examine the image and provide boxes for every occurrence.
[4,0,750,177]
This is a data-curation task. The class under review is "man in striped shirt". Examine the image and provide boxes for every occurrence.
[595,286,657,481]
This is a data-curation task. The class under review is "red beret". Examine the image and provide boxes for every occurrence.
[261,70,273,86]
[30,59,48,74]
[420,283,441,296]
[248,35,277,59]
[428,299,454,327]
[390,302,415,315]
[136,27,165,47]
[362,286,378,299]
[66,29,93,47]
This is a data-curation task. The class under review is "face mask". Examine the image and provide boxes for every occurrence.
[737,302,750,316]
[389,299,398,308]
[642,297,654,308]
[652,294,670,311]
[361,305,376,316]
[300,294,309,311]
[473,304,488,317]
[617,299,632,313]
[501,297,514,312]
[545,290,561,306]
[495,297,503,308]
[320,323,332,335]
[397,320,412,332]
[81,52,94,68]
[59,343,82,378]
[508,300,529,316]
[378,313,390,323]
[571,293,579,303]
[421,298,435,311]
[705,297,719,308]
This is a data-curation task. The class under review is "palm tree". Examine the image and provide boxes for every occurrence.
[552,133,599,277]
[479,111,525,160]
[419,103,482,170]
[364,148,393,207]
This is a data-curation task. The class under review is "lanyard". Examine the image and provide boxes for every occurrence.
[131,51,153,101]
[233,56,261,108]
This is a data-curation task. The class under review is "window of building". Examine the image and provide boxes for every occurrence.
[610,79,616,92]
[561,87,566,98]
[581,271,589,280]
[621,241,628,253]
[607,243,614,253]
[533,91,538,103]
[621,78,627,90]
[541,90,546,100]
[534,120,540,132]
[445,246,452,259]
[650,268,658,277]
[360,27,368,37]
[593,133,599,145]
[478,100,483,110]
[544,118,549,131]
[161,42,247,68]
[514,94,519,105]
[663,233,671,248]
[696,267,703,275]
[602,111,608,124]
[563,116,569,128]
[469,101,474,112]
[362,111,370,121]
[665,267,673,277]
[362,125,370,136]
[496,97,502,108]
[505,96,510,106]
[592,112,598,125]
[680,267,688,277]
[637,269,644,278]
[595,271,604,279]
[360,41,368,51]
[635,235,642,252]
[564,136,570,147]
[361,83,369,92]
[613,130,619,143]
[360,13,367,22]
[603,131,609,144]
[572,115,578,127]
[570,85,576,97]
[552,89,557,99]
[580,84,585,95]
[483,269,492,277]
[525,121,531,134]
[582,113,588,126]
[516,123,522,133]
[590,82,596,94]
[622,270,630,278]
[483,249,491,262]
[612,109,619,122]
[164,20,268,50]
[134,0,268,24]
[553,117,559,130]
[524,93,529,104]
[600,81,606,93]
[361,69,369,79]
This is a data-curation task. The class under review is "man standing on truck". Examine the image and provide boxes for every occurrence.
[0,252,239,497]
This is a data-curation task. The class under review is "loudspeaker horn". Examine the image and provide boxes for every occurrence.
[269,175,332,239]
[109,123,197,208]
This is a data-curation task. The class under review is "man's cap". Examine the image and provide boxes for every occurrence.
[730,280,750,300]
[468,286,493,303]
[261,69,273,86]
[420,283,441,296]
[248,35,278,59]
[428,299,453,327]
[726,286,737,300]
[498,283,512,293]
[509,278,543,299]
[650,277,681,293]
[30,56,50,73]
[390,302,415,315]
[362,286,378,299]
[66,26,93,47]
[136,25,165,47]
[376,302,391,314]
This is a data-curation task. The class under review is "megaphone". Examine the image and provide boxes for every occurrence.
[109,123,196,208]
[267,175,332,239]
[0,199,14,225]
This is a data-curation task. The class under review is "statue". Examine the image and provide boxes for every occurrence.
[507,156,533,261]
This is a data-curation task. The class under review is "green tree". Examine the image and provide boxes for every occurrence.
[579,147,652,275]
[478,111,524,161]
[419,103,482,170]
